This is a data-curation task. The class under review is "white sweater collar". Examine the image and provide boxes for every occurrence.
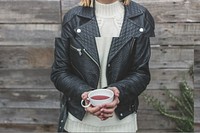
[95,0,124,18]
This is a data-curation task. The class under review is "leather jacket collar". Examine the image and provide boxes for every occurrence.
[74,1,145,65]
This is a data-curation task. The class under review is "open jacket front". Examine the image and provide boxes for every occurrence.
[51,1,155,132]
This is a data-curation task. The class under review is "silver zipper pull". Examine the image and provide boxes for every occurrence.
[77,49,82,56]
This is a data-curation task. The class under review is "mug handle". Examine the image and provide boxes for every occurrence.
[81,99,91,108]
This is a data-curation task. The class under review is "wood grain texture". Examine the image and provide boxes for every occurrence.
[0,124,57,133]
[194,89,200,108]
[0,68,192,90]
[150,47,193,69]
[0,90,59,109]
[0,0,198,132]
[194,123,200,132]
[152,23,200,46]
[194,46,200,131]
[61,0,80,16]
[0,46,193,69]
[139,89,180,110]
[148,68,193,90]
[61,0,200,23]
[194,108,200,123]
[0,69,54,89]
[135,0,200,23]
[0,46,54,69]
[0,0,61,23]
[0,24,60,46]
[194,46,200,89]
[137,109,176,130]
[0,108,59,124]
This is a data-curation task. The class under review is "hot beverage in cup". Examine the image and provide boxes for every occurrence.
[81,89,114,108]
[91,95,110,100]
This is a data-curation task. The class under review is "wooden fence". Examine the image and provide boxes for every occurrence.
[0,0,199,132]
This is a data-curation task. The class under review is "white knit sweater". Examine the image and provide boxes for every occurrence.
[95,0,124,88]
[64,1,137,132]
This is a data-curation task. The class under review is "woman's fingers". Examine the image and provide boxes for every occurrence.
[81,92,89,100]
[97,96,119,120]
[85,105,102,116]
[103,96,119,109]
[108,87,120,97]
[101,105,117,114]
[101,112,114,118]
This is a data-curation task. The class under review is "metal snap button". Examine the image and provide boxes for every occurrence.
[77,29,81,33]
[139,28,144,33]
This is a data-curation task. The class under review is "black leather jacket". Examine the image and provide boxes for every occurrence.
[51,1,155,132]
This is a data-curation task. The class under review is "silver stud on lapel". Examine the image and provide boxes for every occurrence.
[139,28,144,33]
[77,28,81,33]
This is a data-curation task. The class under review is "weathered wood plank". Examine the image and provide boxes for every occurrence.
[0,108,59,125]
[194,69,200,89]
[151,23,200,46]
[150,47,193,69]
[0,0,61,23]
[194,89,200,108]
[0,46,193,69]
[194,46,200,132]
[194,108,200,123]
[61,0,79,16]
[1,24,199,47]
[0,69,54,89]
[194,91,200,131]
[0,124,57,133]
[0,90,60,109]
[0,69,192,90]
[61,0,200,23]
[0,88,181,110]
[194,123,200,132]
[0,46,54,69]
[194,46,200,89]
[148,68,193,90]
[139,89,180,110]
[135,0,200,23]
[137,109,176,130]
[0,24,60,46]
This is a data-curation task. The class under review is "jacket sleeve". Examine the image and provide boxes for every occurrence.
[108,9,155,101]
[50,14,92,99]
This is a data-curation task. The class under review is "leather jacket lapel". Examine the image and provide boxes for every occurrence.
[108,4,143,63]
[75,7,101,66]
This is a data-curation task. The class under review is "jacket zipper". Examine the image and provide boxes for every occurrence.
[83,49,100,70]
[70,46,100,70]
[70,45,82,56]
[83,49,100,87]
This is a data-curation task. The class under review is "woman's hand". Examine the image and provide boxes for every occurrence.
[81,91,102,116]
[81,87,120,120]
[98,87,120,120]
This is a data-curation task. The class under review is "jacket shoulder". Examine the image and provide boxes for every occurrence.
[62,6,82,25]
[128,1,155,37]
